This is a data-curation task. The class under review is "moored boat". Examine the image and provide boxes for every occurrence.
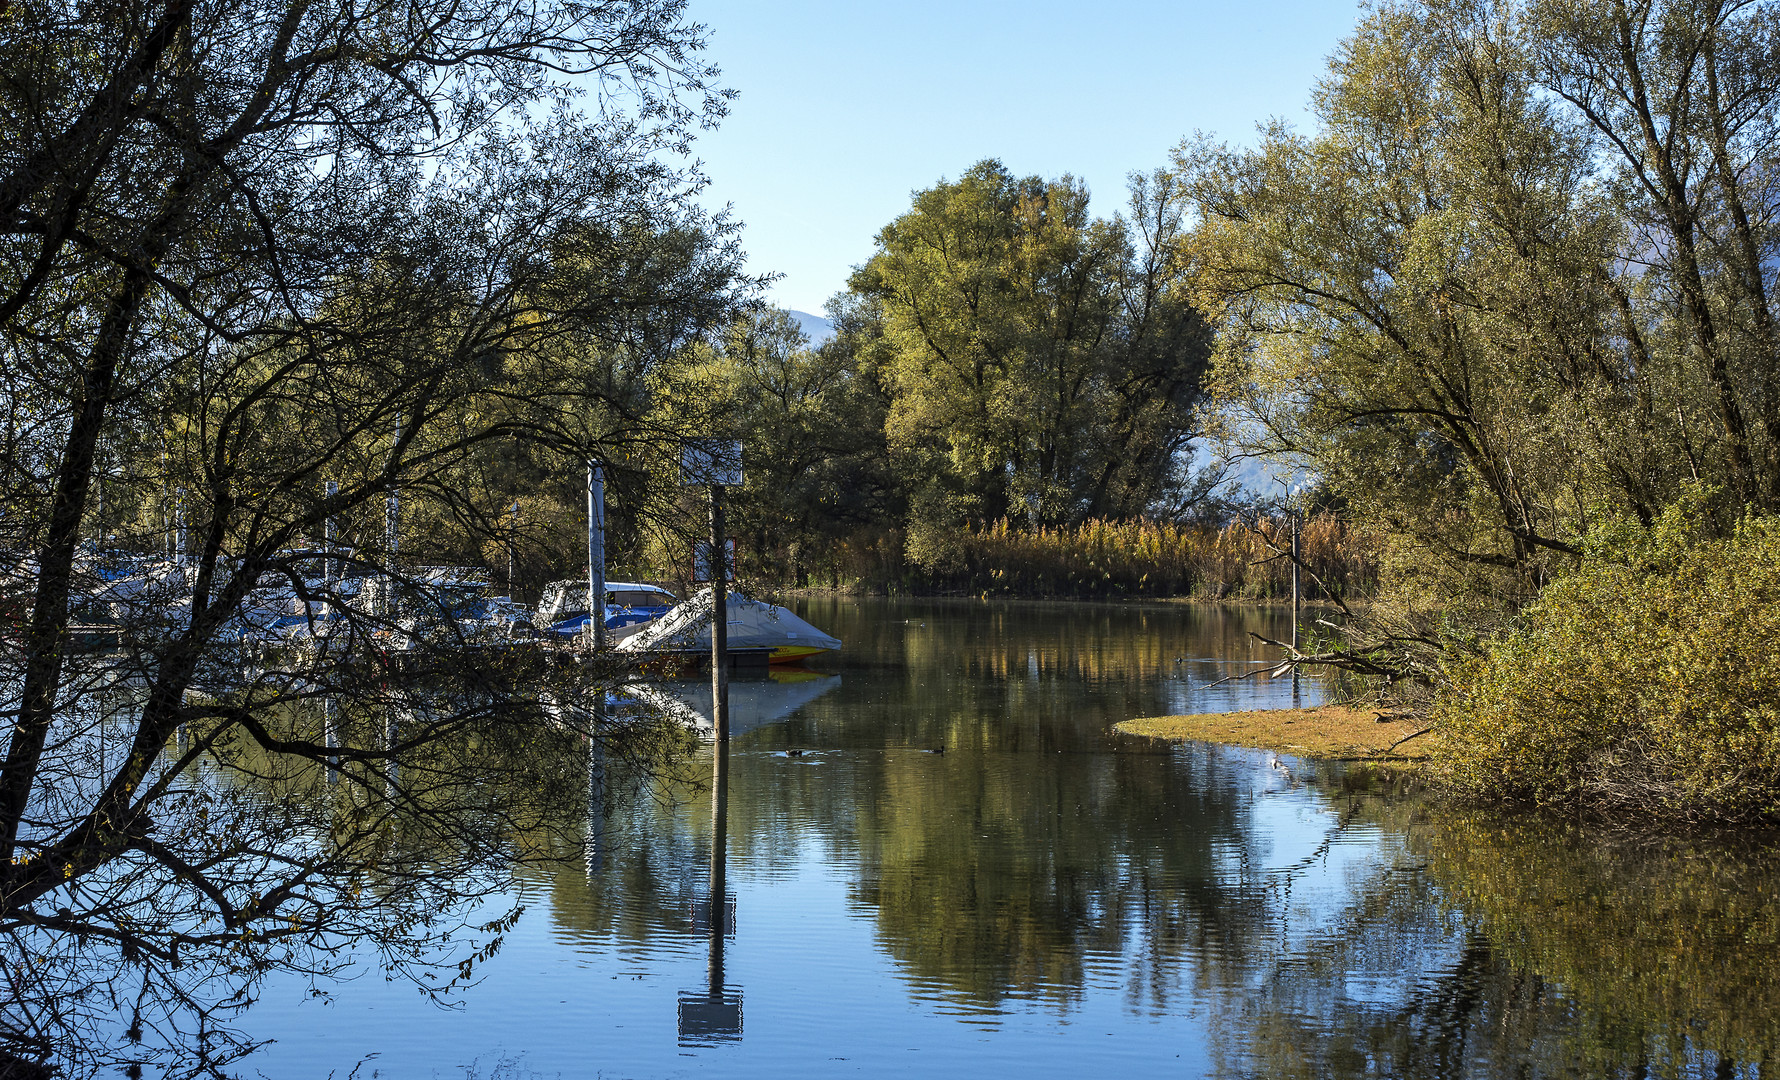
[614,588,840,663]
[535,579,677,639]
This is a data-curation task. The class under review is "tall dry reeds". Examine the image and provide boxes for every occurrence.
[826,515,1381,599]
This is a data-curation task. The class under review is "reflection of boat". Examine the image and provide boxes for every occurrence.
[615,589,841,664]
[623,670,841,738]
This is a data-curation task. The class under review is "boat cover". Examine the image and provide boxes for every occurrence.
[615,588,841,655]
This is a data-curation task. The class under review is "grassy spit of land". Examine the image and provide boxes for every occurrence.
[1115,705,1430,764]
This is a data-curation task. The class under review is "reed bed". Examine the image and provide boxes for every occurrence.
[824,515,1382,599]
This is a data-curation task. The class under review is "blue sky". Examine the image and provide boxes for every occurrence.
[682,0,1368,316]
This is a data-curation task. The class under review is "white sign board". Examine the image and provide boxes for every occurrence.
[681,439,743,486]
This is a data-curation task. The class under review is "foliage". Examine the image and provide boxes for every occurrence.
[1166,0,1780,719]
[844,160,1212,537]
[0,0,745,1072]
[1433,496,1780,823]
[674,161,1223,591]
[1175,0,1780,600]
[658,306,895,587]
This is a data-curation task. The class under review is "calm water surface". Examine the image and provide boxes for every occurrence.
[246,598,1780,1078]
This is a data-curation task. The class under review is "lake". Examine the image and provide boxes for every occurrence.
[244,597,1780,1079]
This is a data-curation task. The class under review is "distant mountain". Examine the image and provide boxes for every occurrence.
[787,309,833,345]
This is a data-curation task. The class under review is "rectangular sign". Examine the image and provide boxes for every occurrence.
[681,439,743,486]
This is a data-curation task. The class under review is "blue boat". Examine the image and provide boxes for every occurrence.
[535,579,677,639]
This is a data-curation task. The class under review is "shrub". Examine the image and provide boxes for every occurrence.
[1433,499,1780,824]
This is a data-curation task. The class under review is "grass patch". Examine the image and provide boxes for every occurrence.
[1115,705,1430,762]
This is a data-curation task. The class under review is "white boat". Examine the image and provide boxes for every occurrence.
[614,588,841,664]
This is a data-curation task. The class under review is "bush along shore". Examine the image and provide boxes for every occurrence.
[1119,500,1780,829]
[1430,505,1780,827]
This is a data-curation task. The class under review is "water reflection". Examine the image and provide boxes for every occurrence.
[1214,796,1780,1079]
[243,598,1780,1079]
[626,668,842,739]
[679,733,741,1044]
[585,734,605,876]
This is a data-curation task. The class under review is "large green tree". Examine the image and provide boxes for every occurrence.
[1177,0,1780,604]
[845,161,1210,565]
[689,306,894,585]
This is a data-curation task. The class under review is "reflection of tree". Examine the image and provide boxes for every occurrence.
[841,746,1269,1010]
[1416,816,1780,1075]
[525,758,709,947]
[527,598,1321,1015]
[742,599,1302,1011]
[1221,805,1780,1079]
[14,678,696,1077]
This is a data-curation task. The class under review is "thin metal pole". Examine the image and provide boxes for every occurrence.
[324,694,340,785]
[387,417,401,556]
[588,463,606,652]
[509,501,519,599]
[385,415,401,617]
[324,480,338,588]
[710,483,728,747]
[1290,499,1301,698]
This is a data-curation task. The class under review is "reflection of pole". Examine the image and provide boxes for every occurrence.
[324,695,340,785]
[708,729,729,992]
[678,726,740,1043]
[710,483,728,747]
[384,702,399,801]
[587,463,606,652]
[585,732,606,877]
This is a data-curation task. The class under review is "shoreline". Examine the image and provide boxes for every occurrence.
[769,585,1354,608]
[1114,705,1430,764]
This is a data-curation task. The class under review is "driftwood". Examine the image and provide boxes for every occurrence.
[1246,630,1411,680]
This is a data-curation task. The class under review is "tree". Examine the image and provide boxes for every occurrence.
[0,0,745,1072]
[844,161,1210,565]
[1177,0,1780,602]
[686,306,895,585]
[1530,0,1780,509]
